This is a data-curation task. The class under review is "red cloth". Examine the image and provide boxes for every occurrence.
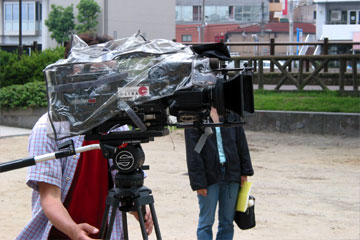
[49,140,109,239]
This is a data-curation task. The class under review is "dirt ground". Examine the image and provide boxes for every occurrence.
[0,130,359,240]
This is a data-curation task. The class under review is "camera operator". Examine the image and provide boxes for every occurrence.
[16,34,154,240]
[184,107,254,240]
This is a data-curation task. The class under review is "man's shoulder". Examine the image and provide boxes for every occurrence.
[33,113,49,128]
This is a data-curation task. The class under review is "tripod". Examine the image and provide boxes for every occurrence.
[90,135,164,240]
[99,170,162,240]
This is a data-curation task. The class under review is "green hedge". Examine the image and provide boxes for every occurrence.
[0,47,64,87]
[0,81,48,109]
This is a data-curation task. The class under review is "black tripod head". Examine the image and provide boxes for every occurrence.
[85,129,168,189]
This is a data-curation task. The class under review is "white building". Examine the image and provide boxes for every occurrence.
[1,0,176,49]
[314,0,360,41]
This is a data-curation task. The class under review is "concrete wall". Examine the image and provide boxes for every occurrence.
[0,108,359,137]
[0,108,47,129]
[244,110,360,137]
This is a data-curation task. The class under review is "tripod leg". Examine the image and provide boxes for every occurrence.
[136,205,148,240]
[100,191,118,239]
[149,203,162,240]
[100,204,111,237]
[106,205,119,240]
[122,212,129,240]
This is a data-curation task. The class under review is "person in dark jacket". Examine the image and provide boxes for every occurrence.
[185,107,254,240]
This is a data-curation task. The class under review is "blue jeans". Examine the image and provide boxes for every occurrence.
[197,180,240,240]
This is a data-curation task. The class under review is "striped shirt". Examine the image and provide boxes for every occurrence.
[16,114,125,240]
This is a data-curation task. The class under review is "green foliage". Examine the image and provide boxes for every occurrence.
[0,81,48,109]
[45,4,75,45]
[254,90,360,113]
[0,47,64,87]
[0,50,18,87]
[75,0,101,34]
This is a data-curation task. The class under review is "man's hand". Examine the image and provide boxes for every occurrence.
[197,189,207,197]
[70,223,99,240]
[131,206,154,235]
[38,182,100,240]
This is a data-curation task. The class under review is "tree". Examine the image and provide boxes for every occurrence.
[45,5,75,45]
[75,0,101,34]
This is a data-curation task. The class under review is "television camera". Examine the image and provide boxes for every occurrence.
[0,34,254,239]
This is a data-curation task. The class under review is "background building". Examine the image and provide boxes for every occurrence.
[314,0,359,41]
[176,0,270,42]
[0,0,176,49]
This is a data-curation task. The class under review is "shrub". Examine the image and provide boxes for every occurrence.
[0,50,18,87]
[0,81,48,109]
[0,47,64,87]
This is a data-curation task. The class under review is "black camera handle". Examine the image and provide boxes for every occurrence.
[0,140,100,173]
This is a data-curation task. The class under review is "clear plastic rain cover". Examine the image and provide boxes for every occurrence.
[44,34,216,139]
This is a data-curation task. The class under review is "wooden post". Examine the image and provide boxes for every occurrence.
[339,58,346,93]
[323,38,329,72]
[33,41,38,52]
[352,56,359,94]
[254,60,257,72]
[305,59,310,72]
[288,59,292,72]
[299,59,304,87]
[270,38,275,72]
[258,59,264,90]
[234,59,240,68]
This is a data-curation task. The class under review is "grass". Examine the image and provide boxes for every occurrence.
[254,90,360,113]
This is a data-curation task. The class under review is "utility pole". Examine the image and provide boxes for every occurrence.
[18,0,23,58]
[260,2,265,38]
[41,0,49,50]
[200,0,205,42]
[260,1,265,55]
[288,0,294,55]
[104,0,108,36]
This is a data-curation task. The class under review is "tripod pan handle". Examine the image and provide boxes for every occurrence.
[0,157,35,173]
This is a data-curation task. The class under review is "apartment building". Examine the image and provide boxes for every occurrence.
[1,0,176,49]
[314,0,359,41]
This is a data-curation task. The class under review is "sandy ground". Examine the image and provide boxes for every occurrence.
[0,130,359,240]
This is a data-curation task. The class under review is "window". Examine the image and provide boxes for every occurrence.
[193,5,202,21]
[176,6,193,22]
[36,2,42,21]
[234,5,263,23]
[229,6,234,20]
[235,6,260,22]
[4,1,36,33]
[181,34,192,42]
[349,10,357,24]
[205,6,229,22]
[328,10,348,24]
[341,11,347,23]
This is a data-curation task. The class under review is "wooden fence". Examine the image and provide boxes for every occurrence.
[187,39,360,94]
[229,54,359,94]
